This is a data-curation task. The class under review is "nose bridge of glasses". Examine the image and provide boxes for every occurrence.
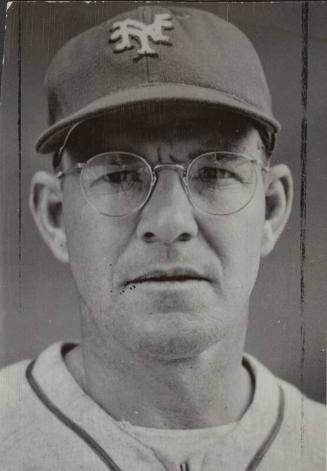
[147,162,190,204]
[153,162,186,176]
[151,162,188,194]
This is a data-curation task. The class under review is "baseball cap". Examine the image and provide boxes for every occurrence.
[35,5,280,154]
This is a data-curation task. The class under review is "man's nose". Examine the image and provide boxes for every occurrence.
[136,170,198,244]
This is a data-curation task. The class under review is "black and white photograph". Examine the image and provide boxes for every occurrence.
[0,2,326,470]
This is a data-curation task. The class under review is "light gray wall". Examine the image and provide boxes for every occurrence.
[0,1,326,403]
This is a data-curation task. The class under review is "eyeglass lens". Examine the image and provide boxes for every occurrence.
[81,152,257,216]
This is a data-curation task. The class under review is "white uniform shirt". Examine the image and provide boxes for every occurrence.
[0,342,325,470]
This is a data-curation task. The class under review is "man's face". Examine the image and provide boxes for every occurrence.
[59,107,268,360]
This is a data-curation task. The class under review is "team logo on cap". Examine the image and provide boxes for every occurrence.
[110,13,173,59]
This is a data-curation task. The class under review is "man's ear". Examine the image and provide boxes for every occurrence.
[261,164,293,257]
[29,171,69,263]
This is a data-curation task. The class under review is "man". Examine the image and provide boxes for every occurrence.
[0,4,325,471]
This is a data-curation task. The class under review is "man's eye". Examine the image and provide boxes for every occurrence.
[101,170,140,184]
[198,167,235,180]
[103,170,129,183]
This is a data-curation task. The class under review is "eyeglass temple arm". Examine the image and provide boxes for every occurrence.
[53,121,85,171]
[56,163,85,179]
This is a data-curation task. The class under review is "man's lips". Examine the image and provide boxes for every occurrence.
[125,268,210,285]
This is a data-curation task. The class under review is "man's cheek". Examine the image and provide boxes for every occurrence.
[65,226,111,293]
[222,217,263,288]
[237,223,264,289]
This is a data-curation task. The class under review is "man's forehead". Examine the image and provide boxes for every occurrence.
[66,104,259,154]
[61,106,268,168]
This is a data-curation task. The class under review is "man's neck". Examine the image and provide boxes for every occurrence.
[65,336,253,430]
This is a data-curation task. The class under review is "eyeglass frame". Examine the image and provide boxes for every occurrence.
[55,122,270,217]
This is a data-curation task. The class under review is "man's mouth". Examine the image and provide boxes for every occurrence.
[125,268,210,285]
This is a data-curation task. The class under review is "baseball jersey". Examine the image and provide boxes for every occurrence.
[0,342,325,470]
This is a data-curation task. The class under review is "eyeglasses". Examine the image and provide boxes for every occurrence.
[56,151,268,217]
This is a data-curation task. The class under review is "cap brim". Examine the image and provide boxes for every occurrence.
[36,83,281,153]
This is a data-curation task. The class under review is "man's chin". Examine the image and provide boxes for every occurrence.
[130,319,227,361]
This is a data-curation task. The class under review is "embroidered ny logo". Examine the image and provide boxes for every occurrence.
[109,14,174,59]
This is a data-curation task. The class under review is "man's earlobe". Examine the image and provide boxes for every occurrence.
[29,171,69,263]
[261,164,293,257]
